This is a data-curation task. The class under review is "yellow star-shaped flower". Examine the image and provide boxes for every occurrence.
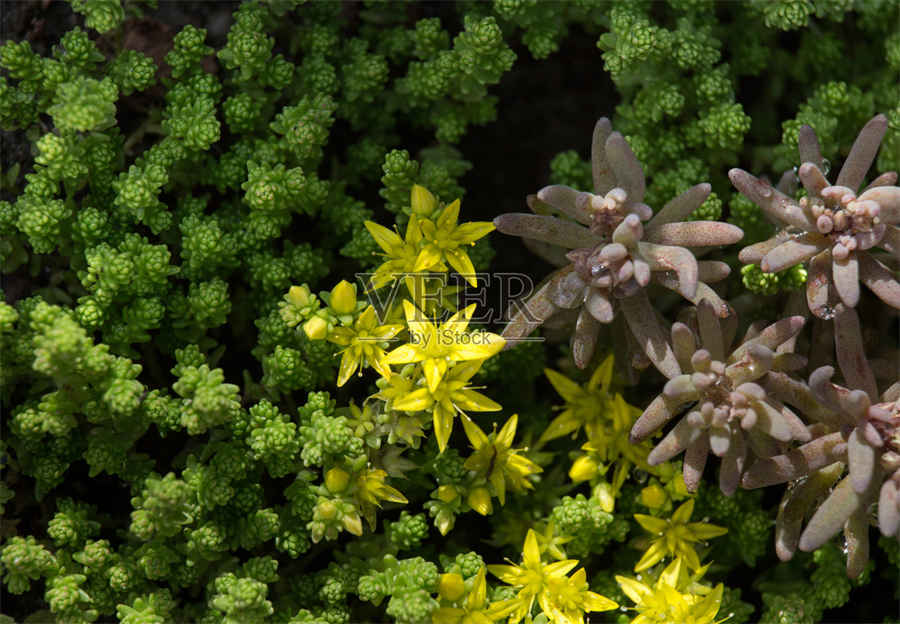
[383,300,505,393]
[391,360,502,452]
[633,499,727,572]
[328,306,403,386]
[616,558,726,624]
[461,413,542,506]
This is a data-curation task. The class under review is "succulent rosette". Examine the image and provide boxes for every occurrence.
[742,367,900,578]
[731,114,900,318]
[629,300,811,495]
[495,118,742,373]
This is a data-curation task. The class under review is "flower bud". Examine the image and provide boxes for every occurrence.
[436,485,458,503]
[569,456,600,483]
[325,467,351,493]
[316,499,338,520]
[593,481,615,513]
[411,184,437,217]
[468,487,493,516]
[287,284,313,307]
[303,316,328,340]
[330,280,357,315]
[342,510,363,536]
[438,573,466,601]
[640,484,667,510]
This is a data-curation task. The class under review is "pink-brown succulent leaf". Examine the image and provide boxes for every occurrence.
[646,221,745,247]
[631,394,681,443]
[739,237,782,265]
[857,250,900,310]
[535,185,593,225]
[806,250,835,319]
[798,124,825,172]
[832,254,860,307]
[647,183,712,231]
[741,431,846,488]
[862,171,899,192]
[856,186,900,224]
[878,226,900,259]
[848,426,877,493]
[760,233,823,273]
[777,169,799,196]
[586,288,614,323]
[697,260,731,283]
[591,117,616,195]
[501,278,559,346]
[763,371,838,426]
[493,213,600,249]
[550,269,587,309]
[719,432,747,495]
[612,213,643,247]
[605,131,645,204]
[683,434,709,492]
[522,236,571,267]
[835,114,888,191]
[651,275,731,318]
[833,304,878,400]
[732,316,806,361]
[572,307,600,368]
[729,168,816,231]
[620,290,681,379]
[774,462,843,561]
[798,162,830,199]
[843,507,870,580]
[797,475,864,553]
[696,299,725,361]
[878,477,900,537]
[647,416,704,466]
[671,323,697,373]
[638,242,699,299]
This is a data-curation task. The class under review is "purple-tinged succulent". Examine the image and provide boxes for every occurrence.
[742,367,900,578]
[629,300,810,495]
[495,118,743,373]
[731,114,900,318]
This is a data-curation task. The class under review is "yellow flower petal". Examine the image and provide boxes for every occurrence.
[448,332,505,362]
[522,529,541,569]
[461,413,490,449]
[583,591,618,612]
[453,389,502,412]
[437,198,461,230]
[467,567,489,610]
[496,414,518,448]
[414,244,442,272]
[393,388,434,412]
[336,349,360,387]
[423,357,449,394]
[487,564,524,586]
[634,539,667,572]
[544,369,585,403]
[365,220,403,254]
[615,575,650,605]
[588,353,615,390]
[453,221,496,245]
[445,247,478,287]
[434,402,455,452]
[688,522,729,540]
[672,499,695,524]
[634,514,668,534]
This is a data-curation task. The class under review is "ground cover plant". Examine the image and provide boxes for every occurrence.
[1,1,899,622]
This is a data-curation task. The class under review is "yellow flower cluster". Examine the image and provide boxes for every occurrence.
[487,529,618,624]
[541,354,655,504]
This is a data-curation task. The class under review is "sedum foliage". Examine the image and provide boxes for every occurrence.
[1,1,898,623]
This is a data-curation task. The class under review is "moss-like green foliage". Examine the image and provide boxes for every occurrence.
[1,2,898,623]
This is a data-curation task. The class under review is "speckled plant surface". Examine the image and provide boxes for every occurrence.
[1,2,899,623]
